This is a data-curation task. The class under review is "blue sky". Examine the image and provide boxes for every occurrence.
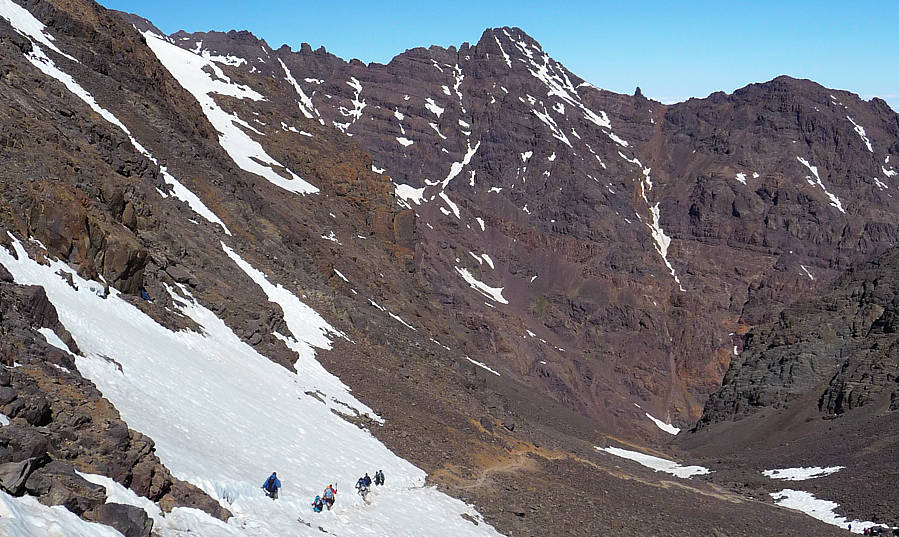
[101,0,898,111]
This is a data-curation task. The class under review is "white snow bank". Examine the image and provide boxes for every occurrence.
[454,267,508,304]
[466,357,500,376]
[143,31,318,195]
[596,447,710,478]
[440,141,480,189]
[439,192,461,219]
[762,466,843,481]
[846,116,873,153]
[0,491,123,537]
[797,156,845,213]
[425,98,444,118]
[278,58,320,121]
[394,183,426,208]
[770,489,876,533]
[644,413,680,435]
[0,236,503,537]
[37,327,73,354]
[0,0,76,61]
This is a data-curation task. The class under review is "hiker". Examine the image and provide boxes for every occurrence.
[374,470,384,486]
[312,495,324,513]
[262,472,281,499]
[355,476,370,501]
[363,473,372,488]
[323,484,337,510]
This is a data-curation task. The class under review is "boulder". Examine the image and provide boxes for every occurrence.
[85,502,153,537]
[0,456,44,495]
[0,386,16,405]
[20,396,51,426]
[24,460,106,515]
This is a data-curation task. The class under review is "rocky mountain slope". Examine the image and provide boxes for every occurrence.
[0,0,895,535]
[677,246,899,527]
[136,20,899,435]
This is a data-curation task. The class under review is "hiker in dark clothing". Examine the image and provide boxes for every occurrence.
[262,472,281,499]
[312,495,324,513]
[363,473,372,488]
[374,469,384,486]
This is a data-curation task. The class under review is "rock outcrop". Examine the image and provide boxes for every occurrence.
[698,247,899,426]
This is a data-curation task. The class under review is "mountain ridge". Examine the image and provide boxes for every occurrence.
[0,1,896,535]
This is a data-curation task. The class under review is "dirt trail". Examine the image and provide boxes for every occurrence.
[434,420,743,503]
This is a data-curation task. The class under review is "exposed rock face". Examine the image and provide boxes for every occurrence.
[0,0,897,535]
[698,247,899,426]
[680,247,899,526]
[133,21,899,433]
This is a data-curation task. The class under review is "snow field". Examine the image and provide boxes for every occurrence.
[0,491,123,537]
[0,236,502,537]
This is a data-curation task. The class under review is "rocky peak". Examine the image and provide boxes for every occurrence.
[138,16,899,436]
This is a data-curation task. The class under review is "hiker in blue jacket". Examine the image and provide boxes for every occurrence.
[363,473,372,488]
[262,472,281,499]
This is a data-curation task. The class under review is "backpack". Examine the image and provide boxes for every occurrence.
[324,488,333,499]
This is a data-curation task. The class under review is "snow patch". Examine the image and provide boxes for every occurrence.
[333,269,350,283]
[846,116,873,152]
[466,357,500,376]
[770,489,876,533]
[596,447,710,478]
[607,132,628,147]
[320,231,340,244]
[425,98,444,118]
[800,265,815,280]
[763,466,844,481]
[439,140,480,189]
[439,192,461,219]
[644,413,680,435]
[0,0,76,61]
[797,157,845,213]
[8,23,232,235]
[394,183,425,207]
[278,58,320,121]
[492,35,511,68]
[454,267,508,304]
